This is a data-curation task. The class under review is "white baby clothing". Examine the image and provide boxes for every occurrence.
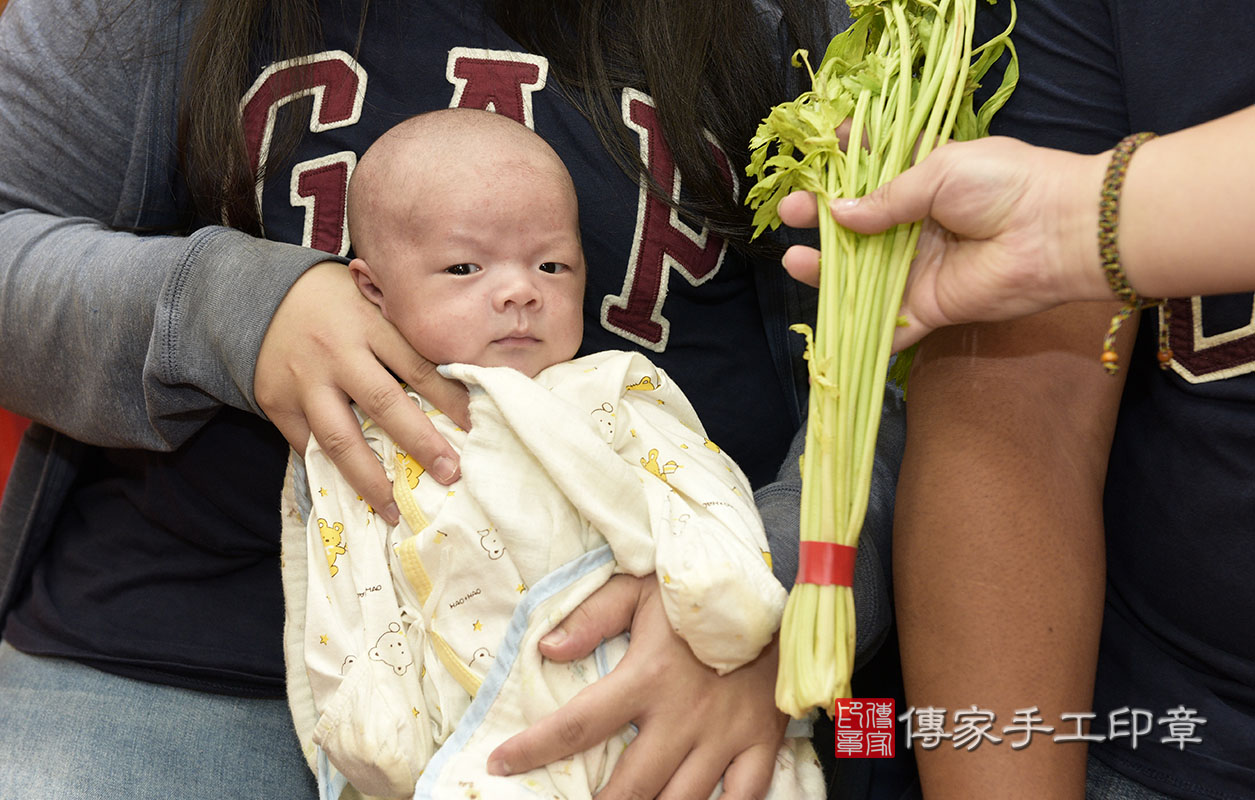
[281,350,822,799]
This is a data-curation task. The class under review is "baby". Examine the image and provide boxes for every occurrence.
[280,108,820,800]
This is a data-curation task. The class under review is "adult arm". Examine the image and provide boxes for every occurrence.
[881,2,1139,792]
[894,308,1129,799]
[0,0,464,513]
[1115,104,1255,298]
[0,0,317,448]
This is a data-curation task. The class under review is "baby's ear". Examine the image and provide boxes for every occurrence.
[349,257,387,311]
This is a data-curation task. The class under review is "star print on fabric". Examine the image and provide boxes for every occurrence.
[516,584,527,593]
[319,634,328,645]
[318,487,328,497]
[473,620,483,631]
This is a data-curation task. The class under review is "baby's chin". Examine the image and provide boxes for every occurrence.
[456,343,568,379]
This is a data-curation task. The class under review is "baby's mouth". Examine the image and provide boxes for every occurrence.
[493,333,539,346]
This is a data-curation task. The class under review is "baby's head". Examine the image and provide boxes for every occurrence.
[347,108,585,378]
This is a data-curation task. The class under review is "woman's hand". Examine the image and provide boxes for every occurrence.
[777,137,1110,351]
[487,574,789,800]
[255,261,471,523]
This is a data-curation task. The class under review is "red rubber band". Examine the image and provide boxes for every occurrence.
[796,541,857,587]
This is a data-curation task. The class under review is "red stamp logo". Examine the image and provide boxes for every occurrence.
[833,698,896,758]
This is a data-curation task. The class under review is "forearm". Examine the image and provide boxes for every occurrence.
[895,305,1131,798]
[0,0,329,448]
[0,210,325,449]
[1049,105,1255,304]
[1116,104,1255,299]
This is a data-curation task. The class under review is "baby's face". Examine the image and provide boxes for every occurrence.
[367,161,585,378]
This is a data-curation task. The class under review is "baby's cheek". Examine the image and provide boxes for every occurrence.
[404,309,480,364]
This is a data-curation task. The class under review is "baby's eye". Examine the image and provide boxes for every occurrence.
[538,262,568,274]
[445,263,481,276]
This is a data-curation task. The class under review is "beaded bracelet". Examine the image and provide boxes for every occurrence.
[1098,131,1172,374]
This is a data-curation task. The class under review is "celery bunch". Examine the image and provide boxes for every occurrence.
[746,0,1017,717]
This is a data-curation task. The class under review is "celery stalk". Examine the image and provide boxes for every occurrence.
[745,0,1018,718]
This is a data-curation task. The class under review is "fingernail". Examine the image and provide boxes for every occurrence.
[487,757,511,776]
[540,626,567,648]
[433,455,459,484]
[380,502,400,526]
[832,197,860,212]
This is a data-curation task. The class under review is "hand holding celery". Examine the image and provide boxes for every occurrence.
[745,0,1017,717]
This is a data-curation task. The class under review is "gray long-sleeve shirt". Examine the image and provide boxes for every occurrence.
[0,0,899,677]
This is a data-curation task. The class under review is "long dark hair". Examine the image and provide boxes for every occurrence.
[178,0,828,247]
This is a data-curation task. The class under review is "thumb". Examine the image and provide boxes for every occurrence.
[538,574,644,661]
[890,310,929,353]
[829,153,945,234]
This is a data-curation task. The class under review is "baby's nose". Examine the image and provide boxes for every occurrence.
[495,269,542,309]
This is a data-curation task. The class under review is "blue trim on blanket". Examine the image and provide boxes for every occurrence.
[317,746,349,800]
[593,638,612,678]
[414,545,618,798]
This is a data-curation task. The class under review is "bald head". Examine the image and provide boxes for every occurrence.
[347,108,578,261]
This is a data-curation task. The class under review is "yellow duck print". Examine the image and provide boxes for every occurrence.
[640,448,680,483]
[318,518,346,577]
[627,375,657,391]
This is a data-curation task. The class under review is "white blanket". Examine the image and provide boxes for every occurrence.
[281,351,818,799]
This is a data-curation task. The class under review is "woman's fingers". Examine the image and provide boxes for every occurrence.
[299,382,402,522]
[777,190,821,228]
[781,244,821,288]
[654,743,733,800]
[369,323,472,433]
[711,741,779,800]
[486,663,641,779]
[345,341,463,486]
[256,262,464,519]
[538,574,642,661]
[491,577,790,800]
[487,576,644,775]
[595,721,686,800]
